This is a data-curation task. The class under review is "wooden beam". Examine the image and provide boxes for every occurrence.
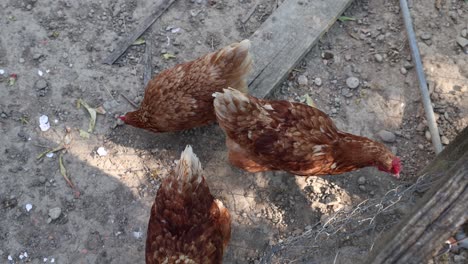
[247,0,354,98]
[365,127,468,264]
[102,0,176,65]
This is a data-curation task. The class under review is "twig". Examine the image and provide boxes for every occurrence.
[102,0,176,64]
[120,93,139,109]
[241,2,258,24]
[143,41,153,87]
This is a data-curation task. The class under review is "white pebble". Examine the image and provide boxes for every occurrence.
[25,203,33,212]
[0,69,5,75]
[133,231,143,239]
[346,77,360,89]
[8,255,13,261]
[46,152,54,158]
[39,115,50,131]
[97,147,107,156]
[38,70,44,76]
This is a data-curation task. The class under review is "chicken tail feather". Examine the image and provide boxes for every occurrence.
[212,39,252,92]
[175,145,203,190]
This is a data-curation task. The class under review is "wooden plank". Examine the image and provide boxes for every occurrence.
[247,0,354,98]
[102,0,176,65]
[365,126,468,264]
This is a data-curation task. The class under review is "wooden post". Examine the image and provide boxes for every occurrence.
[365,127,468,264]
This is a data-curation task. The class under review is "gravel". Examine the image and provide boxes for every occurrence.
[346,77,360,89]
[48,207,62,220]
[378,130,396,143]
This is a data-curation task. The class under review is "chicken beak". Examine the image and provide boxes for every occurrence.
[118,115,126,122]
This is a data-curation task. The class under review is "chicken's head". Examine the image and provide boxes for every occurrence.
[377,157,401,179]
[118,111,145,128]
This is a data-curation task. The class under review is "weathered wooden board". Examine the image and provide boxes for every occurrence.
[365,126,468,264]
[248,0,354,98]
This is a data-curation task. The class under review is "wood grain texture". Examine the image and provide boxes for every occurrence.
[365,126,468,264]
[102,0,176,65]
[247,0,353,98]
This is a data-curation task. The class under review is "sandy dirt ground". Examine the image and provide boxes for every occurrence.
[0,0,466,263]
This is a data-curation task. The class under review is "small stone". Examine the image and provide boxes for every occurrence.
[374,53,383,62]
[378,130,396,143]
[19,58,25,63]
[420,32,432,40]
[297,75,308,86]
[357,176,366,185]
[461,29,467,38]
[418,144,424,150]
[26,4,32,10]
[38,176,47,184]
[359,185,366,191]
[441,136,449,145]
[403,61,414,70]
[35,79,48,89]
[97,147,107,156]
[344,54,352,61]
[321,51,334,60]
[314,77,322,86]
[48,207,62,220]
[456,36,468,51]
[346,77,360,89]
[416,123,426,132]
[425,131,431,141]
[331,108,337,114]
[33,53,43,60]
[400,67,408,75]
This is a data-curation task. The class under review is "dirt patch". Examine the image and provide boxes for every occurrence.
[0,0,466,263]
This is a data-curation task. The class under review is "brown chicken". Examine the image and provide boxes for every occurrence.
[213,88,401,178]
[146,146,231,264]
[120,40,252,133]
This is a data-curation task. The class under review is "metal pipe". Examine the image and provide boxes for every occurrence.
[399,0,443,154]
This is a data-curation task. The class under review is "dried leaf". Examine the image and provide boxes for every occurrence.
[132,38,146,46]
[338,16,356,22]
[304,94,316,108]
[36,145,65,160]
[95,106,106,115]
[77,99,97,133]
[59,154,80,198]
[79,129,90,139]
[162,53,176,60]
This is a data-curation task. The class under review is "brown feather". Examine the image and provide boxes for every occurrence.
[146,146,231,264]
[123,40,252,133]
[213,88,399,177]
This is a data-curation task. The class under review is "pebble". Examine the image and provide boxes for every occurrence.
[39,176,47,184]
[33,53,43,60]
[378,130,396,143]
[416,123,426,132]
[97,147,107,156]
[374,53,383,62]
[441,136,449,145]
[420,32,432,40]
[35,79,48,89]
[425,130,431,141]
[48,207,61,220]
[456,36,468,52]
[403,61,414,70]
[418,144,424,150]
[346,77,360,89]
[357,176,366,185]
[314,77,322,86]
[400,67,408,75]
[19,58,25,63]
[344,54,352,61]
[359,185,366,192]
[297,75,308,86]
[461,29,467,38]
